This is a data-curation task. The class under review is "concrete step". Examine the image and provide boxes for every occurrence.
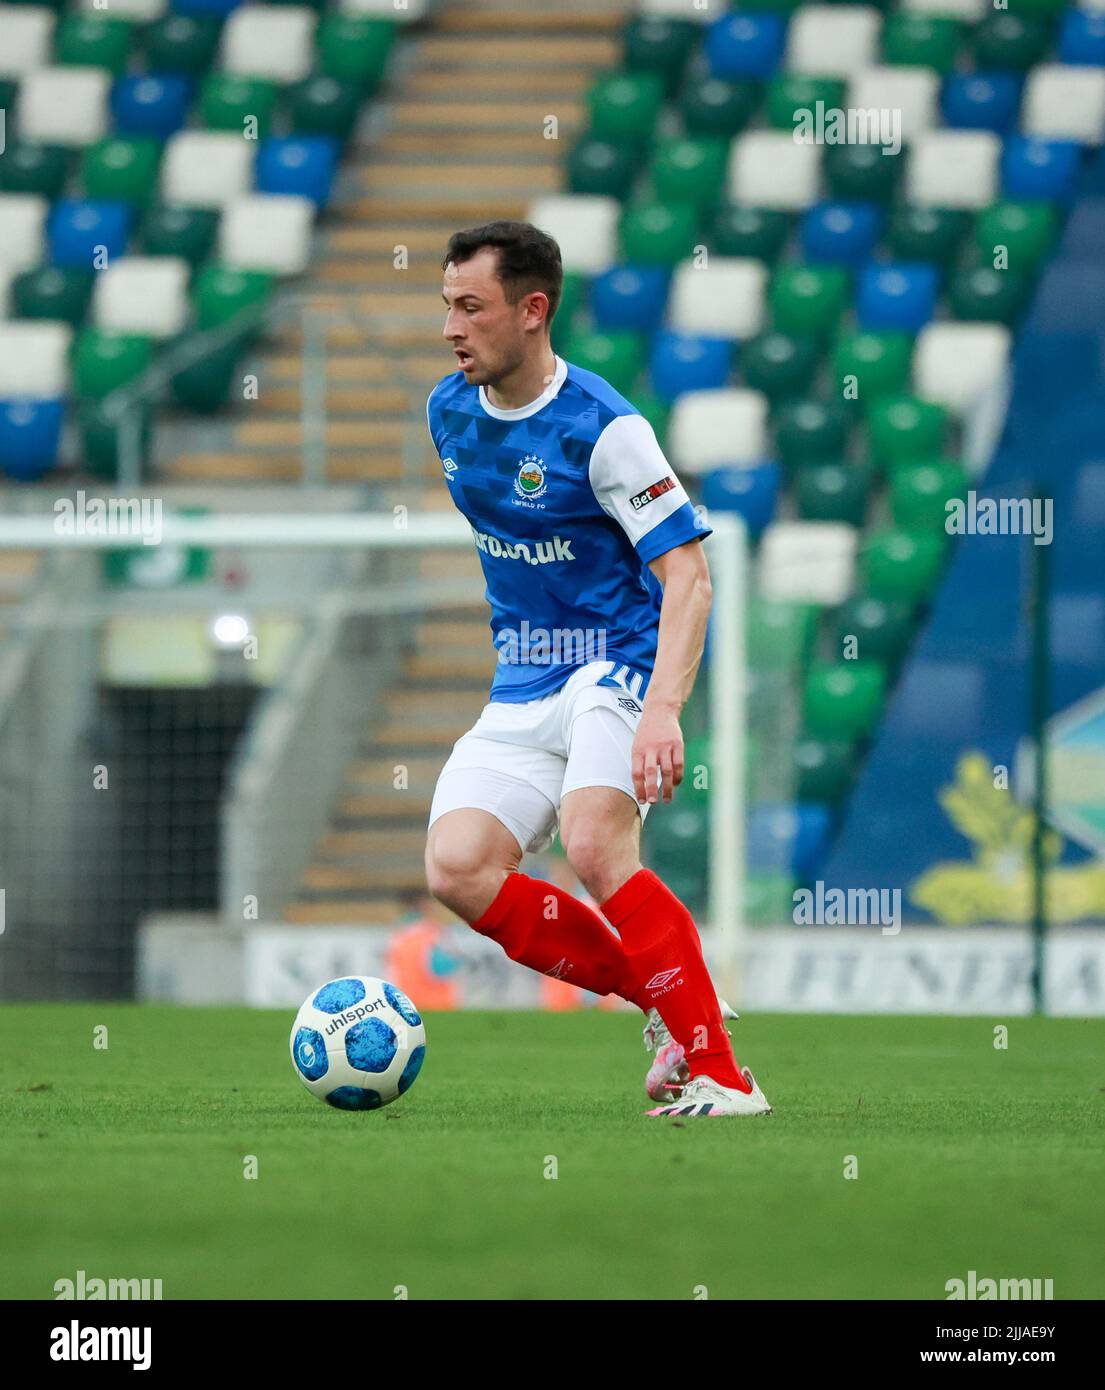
[284,898,407,925]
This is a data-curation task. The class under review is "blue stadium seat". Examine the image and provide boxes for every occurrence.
[941,73,1021,132]
[170,0,242,14]
[749,804,832,883]
[701,462,780,536]
[856,262,938,332]
[0,399,64,479]
[112,75,191,140]
[48,200,131,269]
[590,265,670,332]
[705,14,786,79]
[800,201,883,268]
[1059,10,1105,67]
[649,330,733,401]
[255,136,339,208]
[1002,137,1081,203]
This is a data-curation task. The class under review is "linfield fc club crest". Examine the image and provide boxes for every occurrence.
[513,454,548,502]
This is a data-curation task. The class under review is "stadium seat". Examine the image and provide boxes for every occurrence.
[82,138,162,205]
[589,266,669,333]
[563,328,646,395]
[218,194,315,275]
[72,328,152,397]
[787,5,882,77]
[890,461,970,531]
[669,257,766,340]
[0,7,56,77]
[770,265,850,338]
[169,337,244,412]
[111,75,191,140]
[285,75,361,143]
[587,72,664,144]
[948,264,1029,325]
[742,330,820,403]
[1059,10,1105,67]
[728,132,821,211]
[681,75,759,138]
[849,66,940,140]
[19,67,112,147]
[193,264,274,329]
[93,257,190,339]
[758,521,857,605]
[0,321,73,398]
[200,74,279,139]
[861,527,946,602]
[833,330,913,407]
[907,131,1001,208]
[140,204,219,266]
[650,329,732,400]
[972,11,1051,72]
[651,137,728,212]
[867,394,947,469]
[913,323,1011,415]
[705,13,786,79]
[701,462,780,537]
[162,132,255,208]
[48,199,131,269]
[794,737,856,804]
[13,266,95,327]
[800,201,883,268]
[669,388,769,472]
[55,14,134,76]
[567,138,639,201]
[220,6,318,83]
[767,75,846,132]
[886,205,968,268]
[974,200,1058,271]
[527,195,619,275]
[795,462,871,526]
[0,193,49,272]
[941,73,1021,133]
[833,594,915,665]
[804,661,887,739]
[748,804,832,883]
[0,398,65,481]
[1023,64,1105,144]
[255,137,339,208]
[0,143,70,200]
[144,14,223,76]
[620,200,698,266]
[882,11,962,73]
[747,597,819,671]
[317,14,395,87]
[824,142,903,204]
[710,205,791,262]
[1001,136,1081,202]
[856,263,938,332]
[623,15,698,93]
[775,397,850,468]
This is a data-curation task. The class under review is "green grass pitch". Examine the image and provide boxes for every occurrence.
[1,1005,1102,1300]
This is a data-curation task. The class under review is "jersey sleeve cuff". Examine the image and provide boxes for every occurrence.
[634,502,713,564]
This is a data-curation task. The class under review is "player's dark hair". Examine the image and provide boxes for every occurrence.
[442,221,563,329]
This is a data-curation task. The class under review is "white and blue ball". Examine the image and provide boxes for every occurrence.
[290,976,426,1111]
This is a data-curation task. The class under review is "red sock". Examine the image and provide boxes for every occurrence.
[601,869,748,1092]
[472,873,641,1003]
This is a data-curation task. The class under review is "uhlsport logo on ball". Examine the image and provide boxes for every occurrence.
[290,976,426,1111]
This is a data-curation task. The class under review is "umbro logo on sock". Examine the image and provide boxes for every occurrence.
[545,958,573,979]
[644,967,682,992]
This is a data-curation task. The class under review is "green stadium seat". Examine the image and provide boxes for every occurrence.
[78,399,152,479]
[949,265,1030,325]
[680,76,760,139]
[631,390,671,449]
[73,330,154,399]
[824,143,903,204]
[621,200,699,267]
[747,597,818,671]
[144,15,223,78]
[770,265,850,338]
[794,737,856,804]
[81,138,162,206]
[886,206,968,269]
[795,462,870,527]
[861,528,946,604]
[622,16,698,93]
[200,75,278,138]
[804,661,887,739]
[169,337,244,412]
[972,13,1052,72]
[882,13,963,73]
[56,14,134,75]
[710,205,790,262]
[587,72,664,144]
[560,329,645,396]
[567,137,639,200]
[867,395,947,470]
[141,205,219,267]
[742,330,820,403]
[833,330,913,409]
[974,201,1058,271]
[13,266,94,327]
[650,137,728,212]
[285,76,362,142]
[317,15,395,87]
[647,804,708,881]
[193,265,274,331]
[766,76,845,132]
[890,460,969,531]
[775,397,850,468]
[550,270,585,354]
[833,595,915,666]
[681,732,711,806]
[745,873,797,926]
[0,141,69,198]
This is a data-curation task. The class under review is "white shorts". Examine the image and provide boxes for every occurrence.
[428,661,651,854]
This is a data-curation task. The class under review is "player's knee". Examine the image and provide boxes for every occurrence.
[562,827,621,903]
[424,837,490,919]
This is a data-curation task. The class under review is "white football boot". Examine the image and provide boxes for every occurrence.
[643,1000,739,1102]
[646,1067,773,1118]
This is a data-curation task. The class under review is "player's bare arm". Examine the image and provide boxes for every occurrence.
[633,539,712,806]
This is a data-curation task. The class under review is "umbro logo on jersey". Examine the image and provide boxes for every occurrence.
[471,527,575,565]
[644,967,682,991]
[441,456,458,481]
[630,475,677,511]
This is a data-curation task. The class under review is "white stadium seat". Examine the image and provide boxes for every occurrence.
[787,6,882,78]
[849,67,940,143]
[0,194,49,274]
[728,132,820,211]
[1024,65,1105,145]
[18,67,111,147]
[913,323,1011,416]
[93,257,191,339]
[638,0,719,17]
[668,388,769,474]
[907,131,1000,209]
[900,0,987,15]
[0,321,73,398]
[0,6,56,77]
[77,0,167,17]
[221,7,318,84]
[0,266,15,319]
[669,258,767,340]
[758,522,857,607]
[527,195,619,276]
[219,194,315,275]
[339,0,430,18]
[162,132,255,208]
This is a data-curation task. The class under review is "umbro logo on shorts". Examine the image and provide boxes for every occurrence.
[644,967,682,991]
[616,696,642,714]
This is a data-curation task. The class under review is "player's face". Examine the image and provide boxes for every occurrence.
[441,250,529,387]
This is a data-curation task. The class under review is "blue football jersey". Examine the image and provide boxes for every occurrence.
[426,355,711,703]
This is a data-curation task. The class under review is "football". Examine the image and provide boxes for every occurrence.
[290,976,426,1111]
